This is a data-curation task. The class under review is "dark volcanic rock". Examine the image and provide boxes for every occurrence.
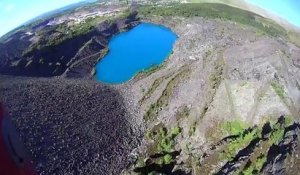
[68,37,106,65]
[0,76,140,175]
[0,12,140,78]
[63,37,106,79]
[262,123,300,175]
[0,31,32,65]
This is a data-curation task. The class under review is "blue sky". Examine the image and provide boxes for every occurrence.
[0,0,85,36]
[247,0,300,27]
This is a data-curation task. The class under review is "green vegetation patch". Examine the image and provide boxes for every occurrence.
[139,73,171,105]
[163,154,173,164]
[154,125,181,153]
[288,31,300,47]
[241,164,255,175]
[176,105,190,121]
[158,129,173,153]
[284,115,293,126]
[210,59,225,90]
[140,64,165,76]
[23,15,108,55]
[271,81,286,99]
[144,67,191,121]
[138,51,172,79]
[268,117,290,145]
[23,9,130,56]
[220,126,261,161]
[145,124,182,164]
[221,120,249,135]
[219,116,290,162]
[255,154,267,172]
[269,127,284,145]
[240,154,267,175]
[138,3,287,38]
[189,122,197,136]
[198,116,294,174]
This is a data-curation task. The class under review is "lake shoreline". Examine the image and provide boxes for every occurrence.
[95,22,177,84]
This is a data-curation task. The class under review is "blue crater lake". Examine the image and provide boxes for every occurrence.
[95,23,177,84]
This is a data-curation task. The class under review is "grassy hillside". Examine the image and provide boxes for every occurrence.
[138,3,288,38]
[288,30,300,47]
[186,0,300,46]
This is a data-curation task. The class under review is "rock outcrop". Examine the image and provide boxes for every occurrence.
[0,11,140,77]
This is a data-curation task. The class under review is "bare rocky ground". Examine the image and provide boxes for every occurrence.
[1,9,300,175]
[0,76,142,175]
[125,16,300,127]
[121,17,300,174]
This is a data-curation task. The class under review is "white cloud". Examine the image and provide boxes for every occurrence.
[4,3,15,12]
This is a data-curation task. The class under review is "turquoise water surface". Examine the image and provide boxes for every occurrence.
[95,23,177,84]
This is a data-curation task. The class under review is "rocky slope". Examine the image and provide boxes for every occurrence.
[0,11,139,77]
[0,76,142,175]
[0,8,142,175]
[121,9,300,175]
